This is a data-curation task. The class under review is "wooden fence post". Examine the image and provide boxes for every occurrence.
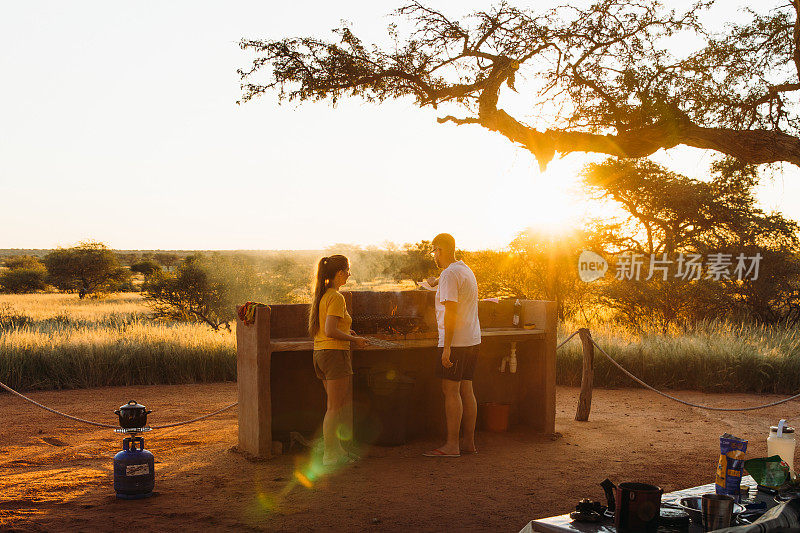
[575,328,594,422]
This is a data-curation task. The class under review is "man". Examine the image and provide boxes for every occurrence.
[423,233,481,458]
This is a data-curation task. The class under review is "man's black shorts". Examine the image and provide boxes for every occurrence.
[435,344,480,381]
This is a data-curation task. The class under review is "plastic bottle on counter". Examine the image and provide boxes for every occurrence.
[767,420,796,474]
[512,299,521,327]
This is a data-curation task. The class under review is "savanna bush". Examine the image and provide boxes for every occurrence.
[142,253,305,330]
[0,265,48,293]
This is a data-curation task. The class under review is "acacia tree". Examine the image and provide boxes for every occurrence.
[143,253,309,330]
[239,1,800,170]
[582,158,799,257]
[583,158,800,327]
[44,241,130,298]
[130,259,162,277]
[143,254,258,331]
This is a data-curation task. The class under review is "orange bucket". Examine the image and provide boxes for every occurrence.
[482,402,511,432]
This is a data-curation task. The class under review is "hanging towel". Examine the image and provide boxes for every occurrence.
[238,301,267,325]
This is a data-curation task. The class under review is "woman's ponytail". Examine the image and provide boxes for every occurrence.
[308,254,349,336]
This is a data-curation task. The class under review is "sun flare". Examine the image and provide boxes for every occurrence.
[512,163,589,239]
[527,188,582,236]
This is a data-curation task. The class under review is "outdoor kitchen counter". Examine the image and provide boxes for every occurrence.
[235,298,557,458]
[268,327,546,352]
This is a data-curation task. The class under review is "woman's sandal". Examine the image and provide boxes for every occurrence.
[422,448,461,458]
[323,454,357,467]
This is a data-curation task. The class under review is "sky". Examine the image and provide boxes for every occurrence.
[2,1,799,251]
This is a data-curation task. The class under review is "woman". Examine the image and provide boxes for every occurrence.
[308,254,366,466]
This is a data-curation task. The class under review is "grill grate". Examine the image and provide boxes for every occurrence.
[352,314,428,336]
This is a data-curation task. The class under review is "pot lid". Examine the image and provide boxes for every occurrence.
[119,400,147,411]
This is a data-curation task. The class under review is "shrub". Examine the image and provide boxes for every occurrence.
[3,255,44,270]
[44,241,130,297]
[143,253,266,330]
[390,241,437,282]
[0,265,47,293]
[131,259,162,277]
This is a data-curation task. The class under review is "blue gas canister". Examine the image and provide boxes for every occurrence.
[114,436,155,499]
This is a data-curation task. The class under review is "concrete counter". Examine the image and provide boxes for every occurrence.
[235,294,556,458]
[269,328,545,352]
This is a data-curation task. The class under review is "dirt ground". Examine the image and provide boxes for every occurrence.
[0,383,792,532]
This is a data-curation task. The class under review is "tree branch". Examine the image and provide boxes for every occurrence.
[437,115,480,125]
[440,103,800,169]
[240,1,800,170]
[793,0,800,79]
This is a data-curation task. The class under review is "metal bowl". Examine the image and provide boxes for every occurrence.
[675,496,745,525]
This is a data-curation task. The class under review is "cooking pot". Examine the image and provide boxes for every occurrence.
[601,478,662,533]
[675,496,745,526]
[115,400,152,429]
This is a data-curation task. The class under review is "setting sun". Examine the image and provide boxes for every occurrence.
[485,157,590,244]
[527,177,584,236]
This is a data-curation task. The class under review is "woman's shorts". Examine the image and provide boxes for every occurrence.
[312,349,353,380]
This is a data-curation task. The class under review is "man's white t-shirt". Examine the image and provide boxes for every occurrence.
[435,260,481,347]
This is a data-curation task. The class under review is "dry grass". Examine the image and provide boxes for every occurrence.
[3,292,800,394]
[557,318,800,394]
[0,292,149,321]
[0,293,235,391]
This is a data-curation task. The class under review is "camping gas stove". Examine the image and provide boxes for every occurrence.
[113,401,155,499]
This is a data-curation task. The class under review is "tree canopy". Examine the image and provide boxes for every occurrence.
[142,253,310,330]
[3,255,44,271]
[130,259,162,277]
[239,0,800,170]
[44,241,129,297]
[582,158,799,256]
[582,158,800,328]
[0,256,47,294]
[465,228,596,320]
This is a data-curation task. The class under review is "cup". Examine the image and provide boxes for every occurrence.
[701,493,734,531]
[614,482,663,533]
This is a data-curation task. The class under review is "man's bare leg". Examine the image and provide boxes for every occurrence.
[439,378,462,455]
[460,380,477,453]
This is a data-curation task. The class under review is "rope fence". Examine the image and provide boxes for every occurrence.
[2,327,799,429]
[0,381,118,428]
[559,329,800,413]
[150,403,238,429]
[556,329,580,350]
[0,380,237,430]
